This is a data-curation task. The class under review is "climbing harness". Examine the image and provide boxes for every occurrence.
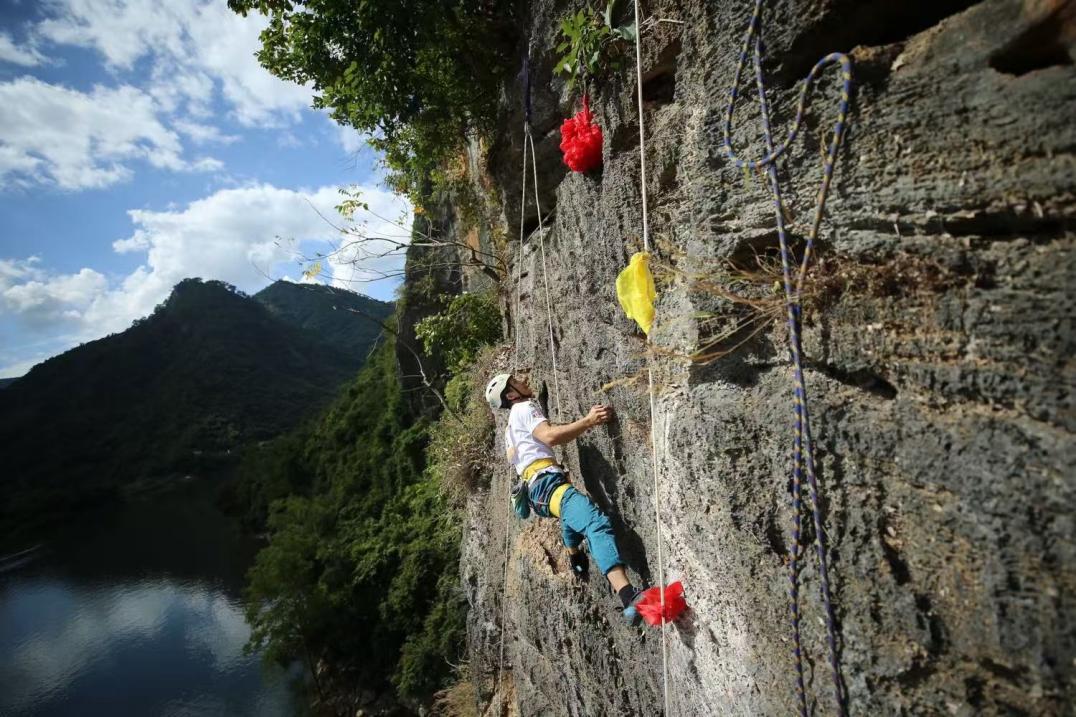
[723,0,853,714]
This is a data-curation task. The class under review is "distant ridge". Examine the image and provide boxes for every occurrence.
[0,278,389,523]
[254,280,393,359]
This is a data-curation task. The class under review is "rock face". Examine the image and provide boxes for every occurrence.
[450,0,1074,714]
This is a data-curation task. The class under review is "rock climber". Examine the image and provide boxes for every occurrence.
[485,372,645,625]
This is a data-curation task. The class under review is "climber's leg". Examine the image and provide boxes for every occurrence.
[560,504,584,551]
[558,489,623,577]
[558,489,643,624]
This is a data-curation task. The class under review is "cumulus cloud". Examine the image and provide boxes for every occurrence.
[0,77,222,190]
[0,32,47,67]
[2,268,108,326]
[0,183,411,375]
[0,256,46,288]
[174,119,239,146]
[36,0,314,126]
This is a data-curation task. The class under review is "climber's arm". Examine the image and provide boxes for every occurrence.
[532,405,612,446]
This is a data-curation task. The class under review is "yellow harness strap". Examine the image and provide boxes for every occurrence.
[549,483,570,518]
[522,457,558,483]
[522,458,570,517]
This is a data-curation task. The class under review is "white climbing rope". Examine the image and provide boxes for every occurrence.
[513,126,529,370]
[497,117,531,685]
[526,128,565,419]
[633,0,672,714]
[498,117,570,691]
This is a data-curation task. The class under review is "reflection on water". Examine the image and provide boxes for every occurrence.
[0,482,299,717]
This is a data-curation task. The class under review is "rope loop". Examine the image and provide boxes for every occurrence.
[722,7,852,174]
[722,1,853,715]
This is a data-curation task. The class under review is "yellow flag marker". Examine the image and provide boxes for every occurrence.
[616,251,657,335]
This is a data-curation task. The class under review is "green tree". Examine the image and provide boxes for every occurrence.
[415,291,502,375]
[241,340,462,704]
[228,0,517,200]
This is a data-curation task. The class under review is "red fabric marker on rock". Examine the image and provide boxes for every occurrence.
[559,95,603,173]
[636,581,688,627]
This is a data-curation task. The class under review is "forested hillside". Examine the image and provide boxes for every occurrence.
[232,286,502,713]
[254,281,393,358]
[0,278,385,533]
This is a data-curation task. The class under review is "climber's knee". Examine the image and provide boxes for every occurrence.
[561,521,583,550]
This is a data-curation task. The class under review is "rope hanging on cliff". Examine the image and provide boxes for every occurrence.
[497,94,533,684]
[723,0,853,714]
[631,1,672,714]
[528,127,565,419]
[498,50,571,685]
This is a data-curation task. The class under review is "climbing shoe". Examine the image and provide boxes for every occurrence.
[620,587,645,627]
[568,550,588,578]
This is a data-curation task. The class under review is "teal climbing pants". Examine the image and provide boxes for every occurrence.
[559,487,623,575]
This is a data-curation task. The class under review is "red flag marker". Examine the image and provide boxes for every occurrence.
[636,581,687,627]
[559,95,603,173]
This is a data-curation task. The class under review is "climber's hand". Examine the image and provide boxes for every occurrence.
[568,549,588,579]
[585,404,613,428]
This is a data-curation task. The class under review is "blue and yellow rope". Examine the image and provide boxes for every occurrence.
[722,1,852,715]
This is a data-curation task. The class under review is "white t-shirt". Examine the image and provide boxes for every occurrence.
[504,399,555,475]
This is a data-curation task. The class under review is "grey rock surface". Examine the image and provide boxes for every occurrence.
[452,0,1074,714]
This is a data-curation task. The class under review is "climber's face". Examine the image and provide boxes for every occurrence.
[505,374,532,402]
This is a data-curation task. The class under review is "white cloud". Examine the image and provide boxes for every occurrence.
[0,76,221,190]
[0,1,326,191]
[0,183,411,375]
[2,268,108,322]
[0,32,47,67]
[0,256,46,288]
[0,354,51,379]
[0,258,109,332]
[335,125,367,154]
[190,157,225,172]
[174,119,239,146]
[276,132,302,149]
[36,0,314,127]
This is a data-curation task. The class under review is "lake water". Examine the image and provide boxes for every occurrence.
[0,482,300,716]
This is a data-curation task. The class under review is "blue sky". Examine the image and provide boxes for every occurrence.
[0,0,412,377]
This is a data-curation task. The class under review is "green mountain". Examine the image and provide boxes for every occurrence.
[254,281,394,359]
[0,278,382,525]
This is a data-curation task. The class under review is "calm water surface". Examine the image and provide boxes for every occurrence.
[0,482,300,716]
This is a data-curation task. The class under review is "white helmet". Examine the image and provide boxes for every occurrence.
[485,373,513,410]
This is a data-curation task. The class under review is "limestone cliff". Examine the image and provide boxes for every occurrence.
[419,1,1074,714]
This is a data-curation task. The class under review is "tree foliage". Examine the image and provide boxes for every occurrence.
[254,281,393,359]
[239,287,504,707]
[554,0,636,94]
[415,291,502,374]
[243,341,453,699]
[228,0,517,200]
